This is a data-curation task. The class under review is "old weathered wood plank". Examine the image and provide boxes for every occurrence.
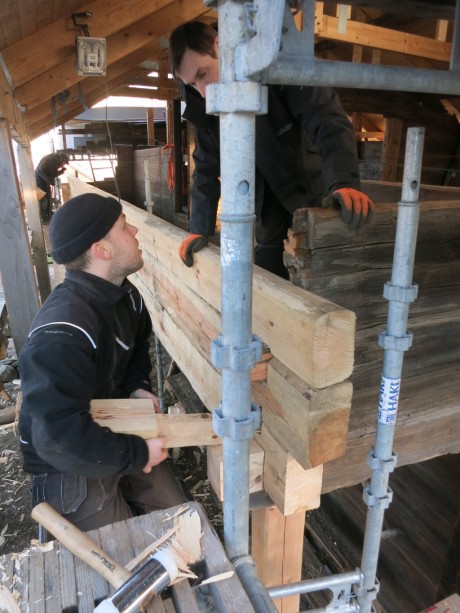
[28,548,45,613]
[43,545,61,613]
[58,542,80,612]
[171,580,201,613]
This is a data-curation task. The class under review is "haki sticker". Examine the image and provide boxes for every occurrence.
[378,376,401,425]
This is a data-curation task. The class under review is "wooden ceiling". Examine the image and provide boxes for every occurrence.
[0,0,458,142]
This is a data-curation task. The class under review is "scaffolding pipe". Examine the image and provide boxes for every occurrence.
[233,556,279,613]
[208,0,264,564]
[268,569,362,599]
[236,0,460,96]
[357,127,425,612]
[265,59,460,95]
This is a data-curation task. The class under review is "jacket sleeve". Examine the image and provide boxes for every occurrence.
[19,327,149,478]
[181,83,221,236]
[283,86,361,193]
[120,287,153,396]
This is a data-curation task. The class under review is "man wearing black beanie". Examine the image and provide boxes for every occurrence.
[18,193,186,531]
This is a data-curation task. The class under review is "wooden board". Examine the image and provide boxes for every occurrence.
[89,399,220,448]
[0,502,255,613]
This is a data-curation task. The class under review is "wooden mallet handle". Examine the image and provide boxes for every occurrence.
[32,502,131,588]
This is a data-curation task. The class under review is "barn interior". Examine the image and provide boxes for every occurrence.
[0,2,459,612]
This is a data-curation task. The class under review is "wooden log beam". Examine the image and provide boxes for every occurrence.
[90,399,219,447]
[69,176,355,388]
[260,359,352,468]
[255,425,323,516]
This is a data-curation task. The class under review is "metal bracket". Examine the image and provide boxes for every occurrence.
[212,403,261,440]
[206,82,268,115]
[367,450,398,473]
[71,12,92,37]
[363,484,394,510]
[378,330,413,352]
[383,281,418,303]
[354,577,380,601]
[211,335,263,371]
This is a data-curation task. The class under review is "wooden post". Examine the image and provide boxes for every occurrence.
[166,100,174,145]
[146,107,155,146]
[0,120,41,352]
[173,98,183,213]
[252,507,305,613]
[17,144,51,302]
[380,117,403,182]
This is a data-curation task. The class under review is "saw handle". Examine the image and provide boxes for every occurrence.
[31,502,131,589]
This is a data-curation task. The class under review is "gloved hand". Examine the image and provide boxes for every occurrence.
[179,234,208,267]
[322,188,375,230]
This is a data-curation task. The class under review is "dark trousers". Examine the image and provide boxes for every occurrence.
[254,181,291,279]
[30,460,187,532]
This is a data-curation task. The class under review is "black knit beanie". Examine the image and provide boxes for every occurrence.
[49,193,122,264]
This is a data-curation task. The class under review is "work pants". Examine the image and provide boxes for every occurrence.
[254,180,291,279]
[30,459,187,532]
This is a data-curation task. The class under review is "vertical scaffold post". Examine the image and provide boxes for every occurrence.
[357,127,425,612]
[206,2,277,611]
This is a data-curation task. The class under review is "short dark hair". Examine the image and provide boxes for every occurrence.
[169,21,218,76]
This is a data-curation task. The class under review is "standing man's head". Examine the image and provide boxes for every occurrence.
[169,21,219,98]
[49,193,143,284]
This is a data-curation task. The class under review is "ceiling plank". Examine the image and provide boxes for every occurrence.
[2,0,175,88]
[315,13,452,62]
[14,0,210,111]
[0,0,22,48]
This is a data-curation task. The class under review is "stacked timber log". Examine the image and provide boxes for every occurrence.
[283,199,460,491]
[68,176,357,613]
[68,175,355,513]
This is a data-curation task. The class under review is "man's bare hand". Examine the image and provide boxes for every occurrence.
[143,437,168,473]
[130,388,161,413]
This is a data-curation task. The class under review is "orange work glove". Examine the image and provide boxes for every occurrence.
[179,234,208,267]
[322,187,375,230]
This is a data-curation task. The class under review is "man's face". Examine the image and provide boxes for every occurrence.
[106,213,143,278]
[176,38,219,98]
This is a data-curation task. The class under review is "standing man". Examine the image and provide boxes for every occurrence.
[35,151,69,221]
[169,21,374,278]
[19,193,185,531]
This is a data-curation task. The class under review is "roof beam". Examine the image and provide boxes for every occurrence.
[2,0,177,88]
[315,12,452,62]
[13,0,209,112]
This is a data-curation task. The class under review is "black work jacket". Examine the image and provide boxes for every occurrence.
[182,83,361,236]
[18,271,152,477]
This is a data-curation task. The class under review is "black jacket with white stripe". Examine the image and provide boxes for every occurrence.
[18,270,152,477]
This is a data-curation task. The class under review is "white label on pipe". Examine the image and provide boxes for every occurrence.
[378,376,401,425]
